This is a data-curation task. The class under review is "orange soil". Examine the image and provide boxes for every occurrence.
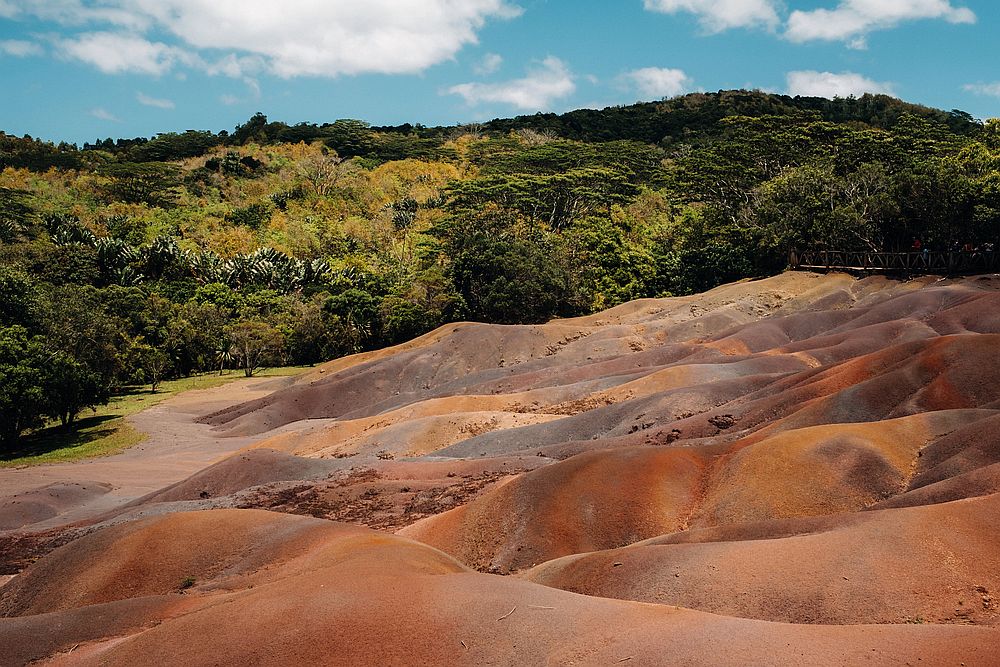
[3,510,996,667]
[4,271,1000,665]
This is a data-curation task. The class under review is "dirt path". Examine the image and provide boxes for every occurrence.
[0,375,298,531]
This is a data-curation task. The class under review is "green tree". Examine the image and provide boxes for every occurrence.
[232,112,270,145]
[958,122,1000,241]
[747,162,897,255]
[99,162,181,207]
[42,285,129,396]
[322,119,374,157]
[0,326,49,446]
[379,296,435,346]
[226,320,284,377]
[273,295,337,365]
[447,168,637,231]
[165,301,227,376]
[428,205,585,324]
[894,158,977,247]
[17,241,102,286]
[130,130,220,161]
[0,188,34,242]
[227,202,274,229]
[0,267,43,328]
[132,342,172,392]
[566,214,658,309]
[44,351,106,427]
[324,288,380,353]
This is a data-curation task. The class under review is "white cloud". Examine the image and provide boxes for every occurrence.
[474,52,503,75]
[242,77,261,100]
[136,92,175,109]
[0,0,149,29]
[219,94,241,106]
[447,56,575,110]
[964,82,1000,98]
[642,0,975,46]
[160,0,521,77]
[787,70,895,98]
[643,0,780,32]
[89,107,120,122]
[7,1,521,78]
[57,32,193,75]
[787,0,975,47]
[0,39,42,57]
[625,67,692,99]
[204,53,265,80]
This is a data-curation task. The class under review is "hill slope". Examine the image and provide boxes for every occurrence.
[3,271,1000,664]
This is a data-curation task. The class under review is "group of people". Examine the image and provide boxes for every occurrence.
[910,238,995,253]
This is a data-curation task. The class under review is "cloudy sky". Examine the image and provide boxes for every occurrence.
[1,0,998,144]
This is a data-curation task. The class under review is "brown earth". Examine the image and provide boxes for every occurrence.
[3,271,1000,665]
[1,510,996,667]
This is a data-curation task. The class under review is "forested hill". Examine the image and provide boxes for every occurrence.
[466,91,983,144]
[1,90,983,169]
[1,90,999,444]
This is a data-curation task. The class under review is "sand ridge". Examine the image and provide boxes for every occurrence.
[2,510,997,667]
[4,271,1000,665]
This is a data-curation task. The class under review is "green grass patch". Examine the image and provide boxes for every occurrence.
[0,366,311,468]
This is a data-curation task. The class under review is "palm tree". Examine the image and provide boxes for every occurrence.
[47,213,97,246]
[190,250,224,284]
[95,237,143,286]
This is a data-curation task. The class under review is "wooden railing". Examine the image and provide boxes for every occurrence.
[789,249,1000,275]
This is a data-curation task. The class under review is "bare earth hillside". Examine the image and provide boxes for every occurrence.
[2,271,1000,666]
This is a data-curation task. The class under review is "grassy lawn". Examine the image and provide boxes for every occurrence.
[0,366,311,468]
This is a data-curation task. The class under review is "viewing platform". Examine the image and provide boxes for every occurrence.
[789,249,1000,275]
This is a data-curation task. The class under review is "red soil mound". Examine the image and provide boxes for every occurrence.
[523,493,1000,625]
[399,411,996,573]
[258,410,564,459]
[3,509,996,667]
[872,462,1000,509]
[0,482,112,531]
[130,448,340,505]
[400,446,709,572]
[688,410,981,525]
[198,272,864,436]
[199,322,594,435]
[6,272,1000,665]
[0,509,351,617]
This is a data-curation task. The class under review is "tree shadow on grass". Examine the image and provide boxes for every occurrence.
[114,385,154,398]
[1,415,121,462]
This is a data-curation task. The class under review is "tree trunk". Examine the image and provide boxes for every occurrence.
[0,426,18,449]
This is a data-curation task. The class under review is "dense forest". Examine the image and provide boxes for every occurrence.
[2,90,999,445]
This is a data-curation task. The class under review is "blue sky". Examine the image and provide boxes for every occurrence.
[1,0,999,145]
